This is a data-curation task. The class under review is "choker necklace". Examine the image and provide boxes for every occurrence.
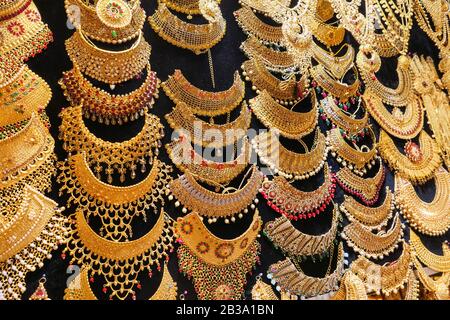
[0,1,53,70]
[363,89,424,140]
[395,167,450,236]
[264,203,340,258]
[410,230,450,273]
[64,264,178,300]
[66,30,151,85]
[240,37,296,74]
[59,64,160,124]
[250,90,318,139]
[165,102,251,148]
[65,0,145,44]
[166,136,250,186]
[149,2,226,54]
[350,242,413,296]
[311,43,355,80]
[260,165,336,221]
[356,48,415,107]
[379,130,442,185]
[162,69,245,117]
[342,213,404,259]
[267,242,345,298]
[328,127,378,175]
[0,185,67,300]
[251,128,329,180]
[319,95,368,136]
[64,209,175,300]
[160,0,222,16]
[311,64,360,102]
[57,153,172,241]
[234,6,283,46]
[0,65,51,127]
[0,114,56,216]
[340,187,395,231]
[331,270,368,300]
[176,211,262,300]
[241,58,304,104]
[167,165,263,223]
[58,104,163,183]
[336,157,385,206]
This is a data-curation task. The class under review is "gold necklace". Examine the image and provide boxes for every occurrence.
[311,64,360,102]
[64,209,175,300]
[319,94,369,136]
[379,130,442,185]
[65,0,145,44]
[356,48,415,107]
[167,165,262,223]
[0,1,53,78]
[161,0,221,16]
[149,2,226,54]
[264,203,340,258]
[331,270,368,300]
[57,153,172,241]
[252,128,329,180]
[307,15,346,47]
[166,136,250,186]
[342,213,404,259]
[328,126,378,174]
[0,185,67,300]
[267,242,345,298]
[240,36,296,74]
[412,253,450,300]
[0,114,56,216]
[162,69,245,117]
[371,0,414,55]
[362,89,424,140]
[65,30,151,85]
[249,89,318,139]
[238,0,291,14]
[165,102,251,148]
[0,64,51,127]
[395,167,450,236]
[340,187,395,231]
[234,6,284,46]
[175,211,262,300]
[350,242,413,296]
[58,104,163,183]
[413,0,450,55]
[260,165,336,221]
[336,157,386,206]
[59,64,160,124]
[410,54,450,169]
[64,264,178,300]
[241,58,303,104]
[281,17,313,74]
[311,43,355,80]
[410,230,450,273]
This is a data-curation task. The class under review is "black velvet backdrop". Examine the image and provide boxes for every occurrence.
[18,0,449,300]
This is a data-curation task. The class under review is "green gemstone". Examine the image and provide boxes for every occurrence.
[112,30,117,38]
